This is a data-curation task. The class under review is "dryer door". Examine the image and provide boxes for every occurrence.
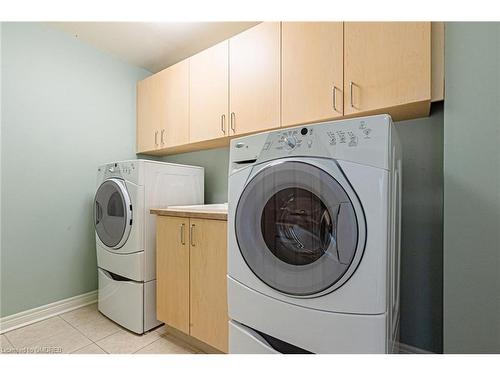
[94,178,133,251]
[235,159,365,297]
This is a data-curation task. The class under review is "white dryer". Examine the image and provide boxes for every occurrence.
[227,115,401,353]
[94,159,203,334]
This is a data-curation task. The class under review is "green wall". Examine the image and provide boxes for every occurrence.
[0,23,150,317]
[443,23,500,353]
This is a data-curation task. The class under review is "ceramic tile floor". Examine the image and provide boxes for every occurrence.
[0,303,201,354]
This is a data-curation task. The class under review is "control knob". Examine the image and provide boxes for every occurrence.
[283,135,297,149]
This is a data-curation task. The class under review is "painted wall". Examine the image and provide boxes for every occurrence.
[443,23,500,353]
[396,104,444,353]
[0,23,150,317]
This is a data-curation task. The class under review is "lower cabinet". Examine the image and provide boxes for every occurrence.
[156,215,228,353]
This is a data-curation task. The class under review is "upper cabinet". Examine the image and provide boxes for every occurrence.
[137,22,442,155]
[136,60,189,154]
[229,22,281,135]
[344,22,431,119]
[137,74,160,153]
[189,41,229,144]
[159,60,189,148]
[282,22,344,127]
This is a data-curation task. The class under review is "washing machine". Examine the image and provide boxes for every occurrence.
[94,159,203,334]
[227,115,401,353]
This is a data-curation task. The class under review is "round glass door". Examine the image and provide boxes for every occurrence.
[235,160,362,296]
[94,178,132,249]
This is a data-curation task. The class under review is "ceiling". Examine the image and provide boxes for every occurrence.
[49,22,259,73]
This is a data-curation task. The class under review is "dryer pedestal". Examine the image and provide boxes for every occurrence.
[98,268,161,334]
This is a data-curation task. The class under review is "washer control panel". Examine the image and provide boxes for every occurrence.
[230,115,391,171]
[268,119,374,154]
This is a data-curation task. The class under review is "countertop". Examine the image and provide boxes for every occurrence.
[150,203,228,221]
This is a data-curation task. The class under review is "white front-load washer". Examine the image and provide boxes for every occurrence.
[227,115,402,353]
[94,159,204,334]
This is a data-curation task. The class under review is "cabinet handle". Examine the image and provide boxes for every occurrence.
[154,130,158,146]
[230,112,235,133]
[161,129,165,145]
[180,223,185,245]
[349,81,358,109]
[221,114,226,134]
[332,85,342,114]
[190,224,196,247]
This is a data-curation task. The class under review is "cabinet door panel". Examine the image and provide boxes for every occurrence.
[189,41,229,143]
[157,216,190,334]
[282,22,344,126]
[344,22,431,115]
[229,22,280,135]
[159,60,189,148]
[137,75,159,153]
[189,219,228,353]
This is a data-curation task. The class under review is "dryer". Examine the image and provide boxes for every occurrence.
[227,115,401,353]
[94,160,203,334]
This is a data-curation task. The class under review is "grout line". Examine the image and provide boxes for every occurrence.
[69,341,94,354]
[131,336,163,354]
[90,328,124,344]
[6,316,73,350]
[93,340,110,354]
[2,334,17,353]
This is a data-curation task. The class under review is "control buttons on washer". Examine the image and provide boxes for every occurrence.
[348,131,358,147]
[336,130,347,143]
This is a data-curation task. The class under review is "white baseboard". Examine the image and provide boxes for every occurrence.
[397,342,434,354]
[0,290,98,334]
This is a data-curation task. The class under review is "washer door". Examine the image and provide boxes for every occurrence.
[94,178,132,250]
[235,160,365,297]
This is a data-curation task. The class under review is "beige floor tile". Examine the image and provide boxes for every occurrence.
[1,335,17,354]
[60,303,100,327]
[150,324,166,335]
[22,327,92,354]
[96,329,160,354]
[72,314,122,342]
[5,316,74,349]
[72,343,106,354]
[135,336,196,354]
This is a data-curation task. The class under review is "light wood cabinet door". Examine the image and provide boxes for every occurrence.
[189,41,229,143]
[189,218,228,353]
[344,22,431,116]
[282,22,344,127]
[156,216,190,334]
[229,22,280,135]
[158,60,189,148]
[137,75,159,153]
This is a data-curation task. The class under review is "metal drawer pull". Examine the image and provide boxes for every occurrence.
[154,130,158,146]
[161,129,165,145]
[333,85,342,113]
[349,81,358,109]
[230,112,235,133]
[190,224,196,247]
[221,114,226,134]
[180,223,185,245]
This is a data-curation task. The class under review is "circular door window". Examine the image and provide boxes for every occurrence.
[94,178,132,249]
[235,160,362,296]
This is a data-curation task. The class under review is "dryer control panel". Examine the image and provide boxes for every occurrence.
[97,161,140,186]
